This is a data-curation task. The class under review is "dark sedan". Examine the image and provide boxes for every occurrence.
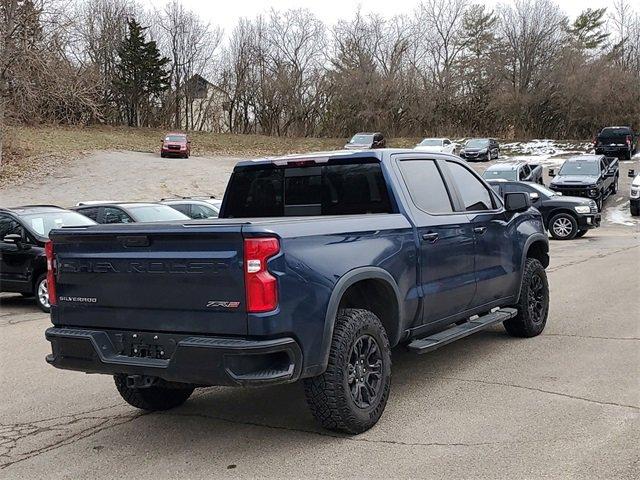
[459,138,499,161]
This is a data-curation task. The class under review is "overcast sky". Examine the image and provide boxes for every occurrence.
[143,0,613,32]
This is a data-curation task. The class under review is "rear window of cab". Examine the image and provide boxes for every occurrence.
[222,161,394,218]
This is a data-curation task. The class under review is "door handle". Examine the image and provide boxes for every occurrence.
[473,226,487,235]
[422,232,439,243]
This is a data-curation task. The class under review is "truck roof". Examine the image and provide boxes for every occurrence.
[1,205,65,215]
[486,161,528,171]
[234,148,457,168]
[564,154,605,162]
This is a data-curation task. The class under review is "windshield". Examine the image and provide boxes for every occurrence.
[23,211,95,238]
[559,161,600,176]
[127,205,190,222]
[165,135,186,142]
[529,183,558,197]
[483,169,517,181]
[465,139,489,148]
[418,139,441,147]
[348,135,373,144]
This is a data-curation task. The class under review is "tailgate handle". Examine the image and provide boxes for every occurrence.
[118,236,150,247]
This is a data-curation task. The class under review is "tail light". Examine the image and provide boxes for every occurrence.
[626,135,632,146]
[45,240,57,306]
[244,237,280,313]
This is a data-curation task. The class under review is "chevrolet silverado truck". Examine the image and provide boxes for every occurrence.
[45,150,550,434]
[594,126,637,160]
[549,154,619,211]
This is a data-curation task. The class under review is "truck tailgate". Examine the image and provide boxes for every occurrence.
[50,224,247,335]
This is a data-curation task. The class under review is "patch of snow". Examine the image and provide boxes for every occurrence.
[604,204,637,227]
[494,139,593,168]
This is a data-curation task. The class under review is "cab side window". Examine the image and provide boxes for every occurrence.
[446,161,495,211]
[103,207,133,224]
[398,159,454,214]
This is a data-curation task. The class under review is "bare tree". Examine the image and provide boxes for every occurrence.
[156,0,222,130]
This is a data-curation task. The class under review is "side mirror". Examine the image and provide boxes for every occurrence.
[548,169,555,177]
[529,192,540,200]
[3,233,26,248]
[628,169,636,178]
[504,192,531,213]
[605,169,615,178]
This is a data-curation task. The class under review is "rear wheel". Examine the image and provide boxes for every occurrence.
[549,213,578,240]
[303,308,391,434]
[611,176,619,194]
[504,258,549,337]
[631,205,640,216]
[35,274,50,313]
[114,375,194,411]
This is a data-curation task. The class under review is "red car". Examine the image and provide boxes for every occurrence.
[160,132,191,158]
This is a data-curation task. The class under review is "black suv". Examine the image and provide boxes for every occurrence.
[488,180,600,240]
[0,206,95,311]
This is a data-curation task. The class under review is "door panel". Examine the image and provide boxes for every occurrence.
[442,161,517,308]
[466,212,518,305]
[394,158,477,324]
[418,219,476,321]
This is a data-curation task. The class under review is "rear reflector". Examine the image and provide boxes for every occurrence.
[244,237,280,313]
[45,240,57,306]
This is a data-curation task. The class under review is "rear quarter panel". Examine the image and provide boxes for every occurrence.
[244,214,417,373]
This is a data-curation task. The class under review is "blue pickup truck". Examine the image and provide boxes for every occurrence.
[45,150,550,433]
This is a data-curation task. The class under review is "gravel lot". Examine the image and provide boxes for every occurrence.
[0,151,639,479]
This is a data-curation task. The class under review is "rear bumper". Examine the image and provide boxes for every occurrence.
[595,146,628,155]
[45,327,302,387]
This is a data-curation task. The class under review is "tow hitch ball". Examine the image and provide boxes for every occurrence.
[125,375,159,389]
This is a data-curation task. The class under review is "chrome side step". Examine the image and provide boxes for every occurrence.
[407,308,517,354]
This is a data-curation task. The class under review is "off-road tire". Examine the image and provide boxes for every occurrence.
[549,213,578,240]
[504,258,549,338]
[303,308,391,434]
[631,205,640,217]
[575,229,588,238]
[611,176,618,194]
[114,375,194,411]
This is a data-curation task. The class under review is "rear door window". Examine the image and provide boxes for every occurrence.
[446,161,495,211]
[223,161,393,218]
[397,160,453,213]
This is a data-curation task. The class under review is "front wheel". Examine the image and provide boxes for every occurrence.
[35,274,50,313]
[504,258,549,337]
[549,213,578,240]
[114,375,194,411]
[303,308,391,434]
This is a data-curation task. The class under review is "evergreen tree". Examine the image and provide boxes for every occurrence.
[113,19,169,126]
[569,8,609,51]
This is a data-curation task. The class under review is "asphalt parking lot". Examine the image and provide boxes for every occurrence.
[1,151,639,479]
